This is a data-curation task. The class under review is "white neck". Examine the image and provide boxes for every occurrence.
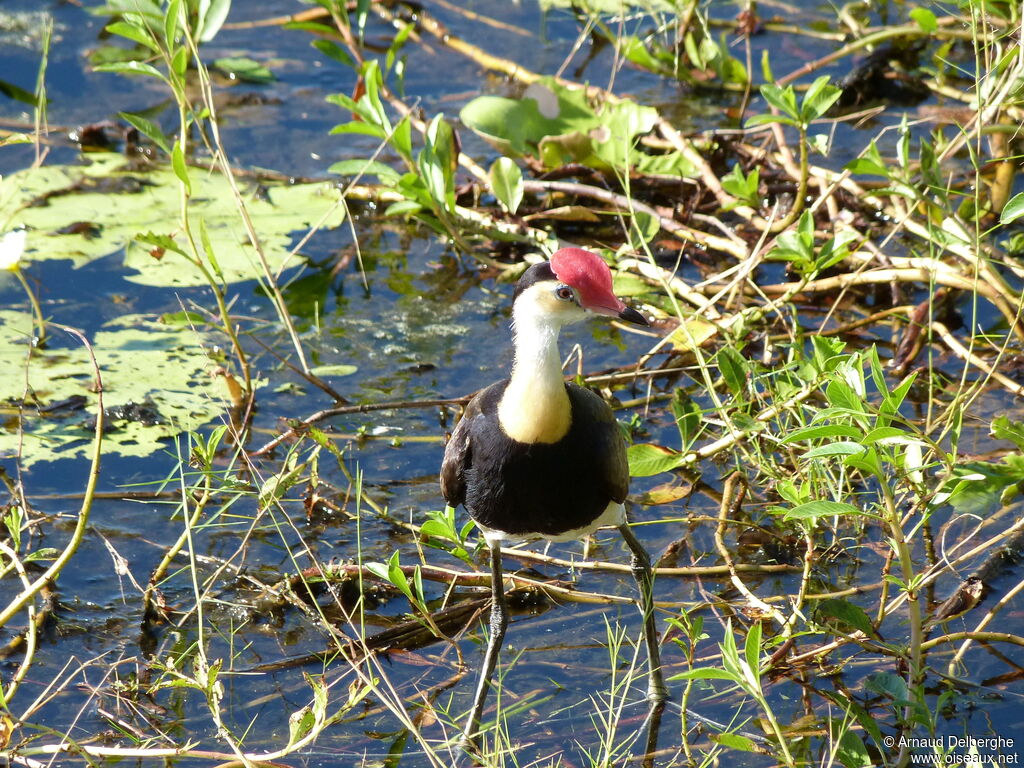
[497,300,571,443]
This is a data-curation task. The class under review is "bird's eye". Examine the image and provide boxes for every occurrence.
[554,285,575,302]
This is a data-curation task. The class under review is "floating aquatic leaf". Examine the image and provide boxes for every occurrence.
[308,364,358,377]
[460,78,695,177]
[0,153,347,287]
[212,57,274,83]
[0,311,255,465]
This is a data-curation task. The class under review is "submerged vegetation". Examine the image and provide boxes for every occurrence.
[1,0,1024,765]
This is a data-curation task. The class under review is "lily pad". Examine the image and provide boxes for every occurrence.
[0,311,248,466]
[0,153,347,286]
[459,78,695,177]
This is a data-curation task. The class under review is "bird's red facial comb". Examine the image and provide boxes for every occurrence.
[549,247,626,316]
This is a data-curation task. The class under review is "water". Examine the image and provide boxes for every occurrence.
[1,1,1022,766]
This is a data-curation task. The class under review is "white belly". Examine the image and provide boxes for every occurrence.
[477,501,626,546]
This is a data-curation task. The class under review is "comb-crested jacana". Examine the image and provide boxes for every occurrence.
[440,248,667,746]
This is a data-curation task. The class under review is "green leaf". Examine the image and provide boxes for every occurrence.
[802,441,865,459]
[836,729,872,768]
[212,57,274,84]
[197,217,221,280]
[844,446,883,476]
[716,346,748,396]
[938,457,1024,513]
[714,732,761,752]
[489,157,523,215]
[385,19,414,75]
[159,310,208,326]
[744,112,799,129]
[25,548,61,563]
[170,46,188,80]
[328,158,400,184]
[671,394,703,446]
[992,416,1024,452]
[459,77,695,176]
[165,0,182,45]
[171,140,191,193]
[312,39,355,68]
[743,620,761,680]
[781,424,864,443]
[0,79,37,106]
[880,371,917,416]
[825,378,864,412]
[418,114,457,212]
[631,210,660,244]
[909,7,937,33]
[759,83,799,121]
[861,426,907,445]
[383,200,423,217]
[308,364,358,377]
[330,121,388,140]
[619,35,673,75]
[864,672,911,704]
[379,551,413,602]
[721,164,759,206]
[120,111,171,154]
[844,157,887,176]
[801,75,841,122]
[628,443,684,477]
[135,232,188,257]
[290,17,344,35]
[798,207,814,243]
[391,116,413,159]
[816,598,877,637]
[419,520,454,541]
[760,49,774,83]
[358,59,389,130]
[364,561,390,582]
[999,192,1024,225]
[669,667,737,682]
[730,412,764,433]
[93,60,165,80]
[846,141,889,177]
[771,226,813,266]
[783,500,862,520]
[197,0,231,42]
[105,20,159,51]
[814,229,858,272]
[89,0,162,18]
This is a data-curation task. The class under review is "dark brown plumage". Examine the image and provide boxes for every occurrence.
[441,380,627,538]
[439,249,666,749]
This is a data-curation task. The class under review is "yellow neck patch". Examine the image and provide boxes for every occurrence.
[498,377,571,444]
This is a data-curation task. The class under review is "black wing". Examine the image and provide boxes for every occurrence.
[567,383,630,503]
[440,388,488,507]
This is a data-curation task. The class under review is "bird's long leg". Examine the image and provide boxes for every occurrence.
[641,696,666,768]
[463,543,508,749]
[618,523,668,702]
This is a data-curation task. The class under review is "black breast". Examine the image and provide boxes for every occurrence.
[441,380,629,537]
